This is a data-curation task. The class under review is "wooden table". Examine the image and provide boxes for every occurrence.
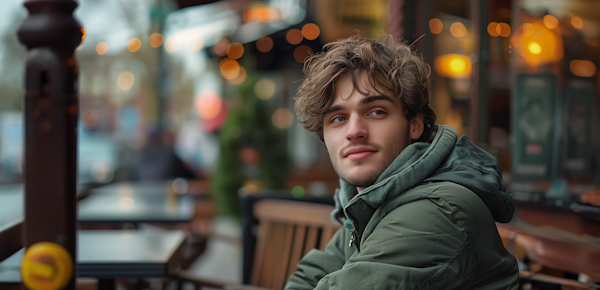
[0,229,187,290]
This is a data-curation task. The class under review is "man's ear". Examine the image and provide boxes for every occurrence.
[409,112,424,142]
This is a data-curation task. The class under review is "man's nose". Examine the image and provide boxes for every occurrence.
[345,114,368,141]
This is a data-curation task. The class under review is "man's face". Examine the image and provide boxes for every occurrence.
[323,73,421,192]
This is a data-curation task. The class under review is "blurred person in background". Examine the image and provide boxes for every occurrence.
[285,34,519,290]
[132,128,197,181]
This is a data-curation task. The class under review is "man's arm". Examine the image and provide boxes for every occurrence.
[312,197,478,290]
[284,227,349,290]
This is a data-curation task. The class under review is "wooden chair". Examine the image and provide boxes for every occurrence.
[249,199,340,289]
[171,198,340,290]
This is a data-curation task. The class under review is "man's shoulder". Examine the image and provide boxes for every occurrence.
[382,181,494,224]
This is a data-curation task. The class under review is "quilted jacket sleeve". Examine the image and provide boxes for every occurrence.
[284,227,348,290]
[314,196,477,290]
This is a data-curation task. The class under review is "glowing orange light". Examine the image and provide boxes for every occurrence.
[77,45,83,51]
[433,54,472,79]
[220,58,240,80]
[528,42,542,54]
[255,78,275,99]
[165,37,179,53]
[293,45,313,63]
[80,28,86,43]
[522,23,534,36]
[302,23,320,40]
[228,67,247,85]
[194,91,222,120]
[149,33,164,48]
[570,60,596,77]
[488,22,499,37]
[214,38,230,56]
[497,23,511,37]
[511,22,563,66]
[272,108,293,129]
[543,15,558,29]
[127,38,142,52]
[429,18,443,34]
[226,42,244,59]
[96,42,108,55]
[243,4,280,23]
[286,29,303,45]
[450,22,466,38]
[117,72,135,91]
[571,16,583,29]
[256,37,274,52]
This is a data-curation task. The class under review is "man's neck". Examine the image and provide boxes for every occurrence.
[356,187,365,193]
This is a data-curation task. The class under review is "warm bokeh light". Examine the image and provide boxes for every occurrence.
[256,36,274,52]
[127,38,142,52]
[286,29,303,45]
[80,28,86,43]
[528,42,542,54]
[165,37,180,53]
[571,16,583,29]
[96,42,108,55]
[511,22,563,66]
[220,58,240,80]
[272,108,293,129]
[488,22,499,37]
[82,107,98,130]
[429,18,443,34]
[450,22,466,38]
[302,23,320,40]
[117,72,134,91]
[214,38,230,56]
[149,33,164,48]
[570,60,596,77]
[522,23,534,36]
[434,54,472,78]
[186,37,204,51]
[586,37,600,47]
[496,23,511,37]
[228,67,247,85]
[293,45,313,63]
[77,45,83,51]
[243,4,280,23]
[543,15,558,29]
[255,78,275,99]
[226,42,244,59]
[194,91,222,120]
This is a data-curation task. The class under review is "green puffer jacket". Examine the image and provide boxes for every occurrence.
[284,125,519,290]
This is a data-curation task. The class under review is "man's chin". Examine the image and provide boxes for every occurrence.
[339,172,379,189]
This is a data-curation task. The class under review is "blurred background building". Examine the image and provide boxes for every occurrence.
[0,0,598,212]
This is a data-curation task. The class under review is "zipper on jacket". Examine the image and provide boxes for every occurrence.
[349,229,355,247]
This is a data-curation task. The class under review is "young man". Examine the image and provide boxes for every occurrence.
[285,34,519,289]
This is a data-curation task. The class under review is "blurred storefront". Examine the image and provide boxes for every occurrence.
[0,0,598,209]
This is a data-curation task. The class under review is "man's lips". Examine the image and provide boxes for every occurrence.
[344,147,377,161]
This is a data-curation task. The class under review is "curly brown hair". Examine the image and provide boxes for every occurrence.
[294,33,436,142]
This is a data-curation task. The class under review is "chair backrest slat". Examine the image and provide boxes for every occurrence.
[251,199,340,289]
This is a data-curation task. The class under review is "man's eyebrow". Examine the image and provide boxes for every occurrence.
[324,104,344,116]
[359,95,396,106]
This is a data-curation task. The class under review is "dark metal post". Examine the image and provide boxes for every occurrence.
[17,0,82,289]
[470,0,489,145]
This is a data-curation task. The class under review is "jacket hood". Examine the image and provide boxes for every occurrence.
[332,125,514,225]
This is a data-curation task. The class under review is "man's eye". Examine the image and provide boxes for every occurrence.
[370,110,386,116]
[331,116,346,123]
